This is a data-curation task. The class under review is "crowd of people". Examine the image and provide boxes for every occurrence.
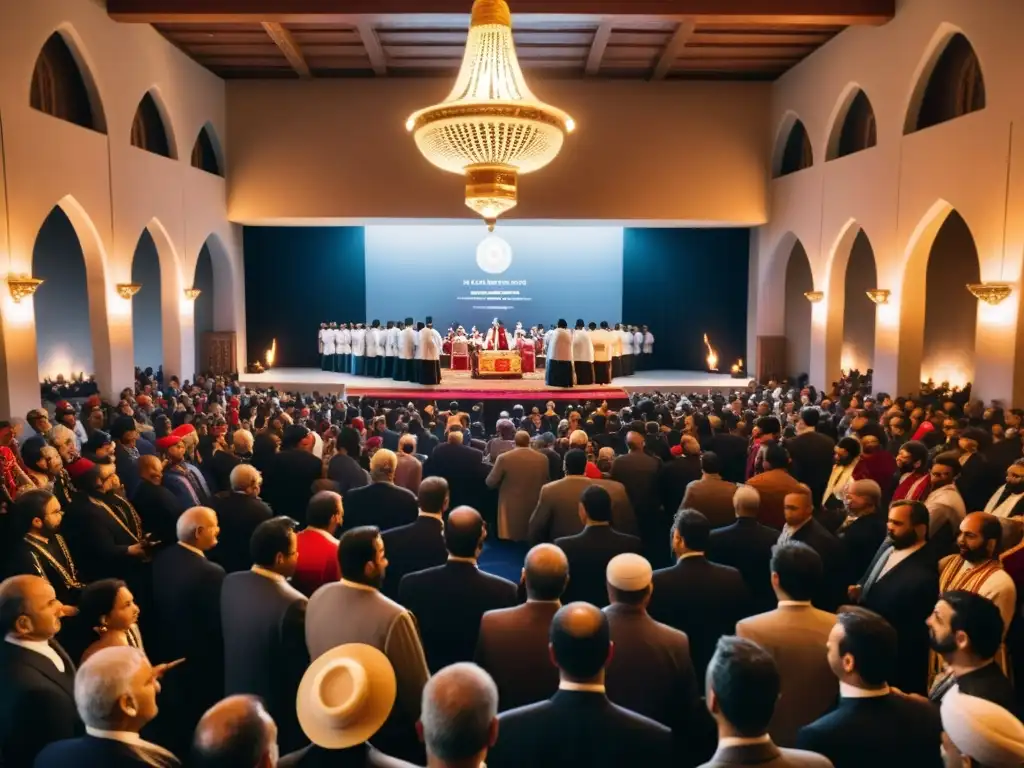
[0,368,1023,766]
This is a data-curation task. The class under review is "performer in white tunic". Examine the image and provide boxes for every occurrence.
[633,326,645,371]
[318,323,329,371]
[350,323,366,376]
[396,319,417,382]
[572,320,595,386]
[590,321,614,385]
[619,323,635,376]
[337,322,352,373]
[642,324,655,369]
[321,322,337,372]
[610,323,624,379]
[545,319,574,388]
[384,321,399,379]
[365,320,381,378]
[418,317,443,386]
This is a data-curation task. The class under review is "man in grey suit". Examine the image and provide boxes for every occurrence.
[736,542,837,748]
[612,430,666,565]
[683,452,739,530]
[700,637,834,768]
[305,525,429,762]
[486,430,552,542]
[529,449,636,543]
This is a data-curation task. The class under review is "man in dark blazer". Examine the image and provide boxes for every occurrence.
[700,636,832,768]
[785,409,837,509]
[850,500,939,695]
[422,429,488,513]
[488,602,672,768]
[220,517,309,754]
[682,451,738,529]
[111,416,144,498]
[612,431,666,566]
[707,416,750,484]
[210,463,273,574]
[0,575,81,767]
[796,606,943,768]
[260,425,322,523]
[659,436,703,515]
[150,507,225,757]
[399,507,517,672]
[380,477,449,600]
[707,485,780,615]
[554,484,643,607]
[779,487,847,612]
[131,455,184,550]
[836,479,888,587]
[475,543,567,711]
[325,426,370,496]
[648,510,751,680]
[342,449,419,534]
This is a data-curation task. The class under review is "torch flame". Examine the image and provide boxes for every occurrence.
[731,358,744,375]
[703,334,719,371]
[266,338,277,368]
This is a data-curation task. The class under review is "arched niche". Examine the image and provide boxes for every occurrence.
[191,123,224,177]
[30,28,107,133]
[784,240,813,378]
[192,242,215,375]
[130,229,163,372]
[131,90,177,159]
[826,88,877,161]
[842,230,878,372]
[773,117,814,178]
[905,31,986,135]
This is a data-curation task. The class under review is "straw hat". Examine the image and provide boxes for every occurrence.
[296,644,396,749]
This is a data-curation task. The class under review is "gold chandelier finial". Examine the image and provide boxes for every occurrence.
[7,275,44,303]
[116,283,142,300]
[865,289,890,305]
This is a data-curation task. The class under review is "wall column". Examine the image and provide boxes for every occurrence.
[973,297,1019,404]
[0,295,44,417]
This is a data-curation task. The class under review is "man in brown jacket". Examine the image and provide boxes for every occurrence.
[747,444,803,530]
[682,452,738,529]
[486,431,551,541]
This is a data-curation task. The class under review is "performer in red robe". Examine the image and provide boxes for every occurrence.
[517,332,536,373]
[485,320,510,351]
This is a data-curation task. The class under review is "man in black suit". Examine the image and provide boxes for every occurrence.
[488,602,672,768]
[554,484,643,608]
[111,415,144,498]
[342,449,419,534]
[785,409,836,509]
[796,607,943,768]
[778,486,847,611]
[150,507,226,757]
[706,416,749,484]
[836,479,887,587]
[422,429,488,513]
[0,575,81,767]
[659,435,704,516]
[131,455,184,550]
[648,509,750,680]
[849,499,939,695]
[707,485,779,615]
[260,425,322,522]
[612,430,666,566]
[476,543,567,711]
[210,464,273,574]
[700,636,832,768]
[220,517,309,753]
[603,553,711,766]
[380,476,449,600]
[325,426,370,496]
[399,507,517,672]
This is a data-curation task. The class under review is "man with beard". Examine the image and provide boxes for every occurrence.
[835,479,887,589]
[20,437,63,493]
[983,458,1024,519]
[892,440,930,504]
[926,590,1017,714]
[925,452,967,558]
[6,489,83,607]
[819,437,864,530]
[854,432,897,504]
[848,500,938,695]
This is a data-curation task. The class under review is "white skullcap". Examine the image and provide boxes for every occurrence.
[606,553,652,591]
[941,686,1024,767]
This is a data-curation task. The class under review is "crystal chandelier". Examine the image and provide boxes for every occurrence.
[405,0,575,230]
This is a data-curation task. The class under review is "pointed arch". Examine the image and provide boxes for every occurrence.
[784,239,813,378]
[30,27,107,133]
[823,220,878,381]
[131,89,177,159]
[190,122,224,176]
[826,86,877,161]
[772,114,814,178]
[131,219,186,379]
[905,30,986,135]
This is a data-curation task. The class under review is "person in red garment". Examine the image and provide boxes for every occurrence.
[485,319,511,351]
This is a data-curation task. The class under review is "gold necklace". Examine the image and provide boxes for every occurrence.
[25,533,81,588]
[88,497,143,542]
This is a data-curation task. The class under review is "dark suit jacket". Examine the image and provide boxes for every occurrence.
[699,741,833,768]
[659,456,703,515]
[398,560,517,672]
[262,449,323,522]
[131,480,183,551]
[35,735,179,768]
[857,544,939,695]
[0,641,80,768]
[707,518,780,615]
[475,601,561,711]
[221,570,309,753]
[957,452,1000,513]
[540,447,564,481]
[115,443,142,498]
[206,450,240,495]
[210,492,274,574]
[326,453,370,497]
[707,433,750,484]
[380,515,447,600]
[488,690,673,768]
[612,450,666,564]
[554,525,643,608]
[796,694,942,768]
[785,431,837,508]
[422,442,488,511]
[837,512,886,587]
[279,742,416,768]
[342,482,419,534]
[648,556,750,679]
[789,518,847,612]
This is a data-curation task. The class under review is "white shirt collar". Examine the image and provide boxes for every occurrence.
[559,681,605,693]
[251,565,285,582]
[840,681,891,698]
[177,541,206,558]
[448,555,478,566]
[718,734,772,748]
[305,527,339,544]
[340,578,378,592]
[527,599,561,606]
[677,551,705,561]
[4,635,64,672]
[777,600,812,608]
[86,727,142,744]
[418,511,443,521]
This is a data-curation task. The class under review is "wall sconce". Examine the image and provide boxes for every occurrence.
[183,288,202,301]
[116,283,142,300]
[865,289,890,305]
[804,291,824,303]
[966,283,1012,306]
[7,274,44,303]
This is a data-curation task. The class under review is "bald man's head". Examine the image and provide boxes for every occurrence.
[550,602,611,682]
[524,544,568,601]
[444,506,485,559]
[177,506,219,551]
[138,454,163,485]
[626,431,644,451]
[191,695,277,768]
[419,663,498,763]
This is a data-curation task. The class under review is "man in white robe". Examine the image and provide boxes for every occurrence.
[337,322,352,373]
[396,319,416,382]
[365,320,381,378]
[418,317,443,386]
[545,319,574,388]
[350,323,366,376]
[318,322,329,371]
[321,322,337,372]
[590,321,614,385]
[572,319,594,386]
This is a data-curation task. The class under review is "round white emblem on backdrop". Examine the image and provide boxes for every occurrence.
[476,235,513,275]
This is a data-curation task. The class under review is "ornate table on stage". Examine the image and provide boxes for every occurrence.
[472,349,523,379]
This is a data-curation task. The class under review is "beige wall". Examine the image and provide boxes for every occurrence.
[0,0,240,416]
[226,78,771,225]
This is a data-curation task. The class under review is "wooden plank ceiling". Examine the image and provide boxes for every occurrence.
[109,0,894,81]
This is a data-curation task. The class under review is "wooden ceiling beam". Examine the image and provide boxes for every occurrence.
[108,0,895,25]
[357,20,389,74]
[651,19,695,79]
[585,20,613,75]
[261,21,312,77]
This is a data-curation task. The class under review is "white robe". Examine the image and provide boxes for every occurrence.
[398,328,416,360]
[984,484,1024,518]
[643,331,655,354]
[620,330,634,356]
[572,329,594,362]
[546,328,574,362]
[365,328,380,358]
[589,329,613,362]
[322,328,337,356]
[337,327,352,354]
[385,327,399,356]
[318,328,330,354]
[633,331,644,353]
[418,328,442,360]
[351,329,366,356]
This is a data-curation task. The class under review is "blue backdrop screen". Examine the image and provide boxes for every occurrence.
[364,225,623,332]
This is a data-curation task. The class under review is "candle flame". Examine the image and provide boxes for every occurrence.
[266,338,277,368]
[731,358,744,374]
[703,334,719,371]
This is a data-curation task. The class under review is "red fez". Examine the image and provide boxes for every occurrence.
[365,436,383,450]
[86,395,101,409]
[351,417,365,431]
[136,394,152,406]
[156,434,182,451]
[66,458,96,480]
[171,424,196,439]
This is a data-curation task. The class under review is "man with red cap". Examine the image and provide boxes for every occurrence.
[159,430,211,511]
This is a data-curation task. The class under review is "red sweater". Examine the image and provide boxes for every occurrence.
[293,528,341,597]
